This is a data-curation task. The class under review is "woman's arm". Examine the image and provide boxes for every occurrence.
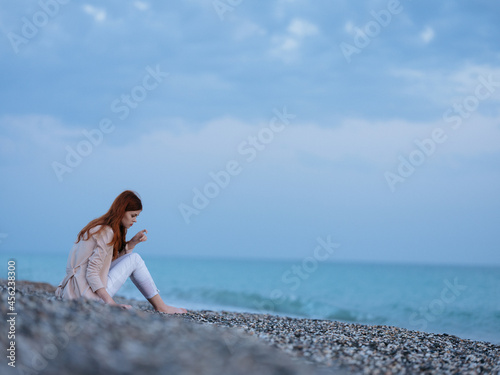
[95,288,131,309]
[84,226,132,309]
[125,229,148,253]
[86,227,113,293]
[116,240,136,259]
[86,226,129,309]
[95,287,116,304]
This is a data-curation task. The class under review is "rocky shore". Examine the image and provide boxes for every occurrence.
[1,280,499,374]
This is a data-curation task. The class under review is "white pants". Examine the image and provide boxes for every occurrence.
[106,253,159,299]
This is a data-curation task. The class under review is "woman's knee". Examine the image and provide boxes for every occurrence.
[127,252,145,265]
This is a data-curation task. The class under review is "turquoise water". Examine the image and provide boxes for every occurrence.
[2,253,499,344]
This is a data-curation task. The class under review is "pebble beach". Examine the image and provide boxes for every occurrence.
[1,280,499,374]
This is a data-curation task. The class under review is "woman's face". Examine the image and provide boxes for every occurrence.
[121,210,141,228]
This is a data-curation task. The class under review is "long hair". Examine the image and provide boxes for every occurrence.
[77,190,142,260]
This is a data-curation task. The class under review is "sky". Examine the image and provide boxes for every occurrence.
[0,0,499,266]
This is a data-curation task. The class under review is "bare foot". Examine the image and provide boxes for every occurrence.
[156,305,187,314]
[147,294,187,314]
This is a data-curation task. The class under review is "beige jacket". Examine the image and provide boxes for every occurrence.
[55,225,115,301]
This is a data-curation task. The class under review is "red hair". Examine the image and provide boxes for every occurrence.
[77,190,142,260]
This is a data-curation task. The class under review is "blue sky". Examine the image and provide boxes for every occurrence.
[0,0,499,265]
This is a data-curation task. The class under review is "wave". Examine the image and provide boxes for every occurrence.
[167,287,308,316]
[164,286,389,325]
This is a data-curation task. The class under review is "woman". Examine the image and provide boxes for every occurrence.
[55,190,187,314]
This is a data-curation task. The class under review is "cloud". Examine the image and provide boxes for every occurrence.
[448,64,500,98]
[0,115,83,171]
[37,113,500,180]
[389,64,500,108]
[232,21,267,41]
[288,18,318,37]
[134,1,150,11]
[272,117,500,172]
[4,107,499,180]
[82,4,107,22]
[273,0,304,19]
[270,18,319,61]
[344,21,355,34]
[420,26,435,44]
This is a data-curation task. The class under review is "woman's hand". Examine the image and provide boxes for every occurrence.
[96,288,132,310]
[127,229,148,251]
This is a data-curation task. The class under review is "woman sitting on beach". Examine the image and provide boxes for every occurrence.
[55,190,187,314]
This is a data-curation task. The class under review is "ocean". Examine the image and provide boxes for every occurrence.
[2,252,499,344]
